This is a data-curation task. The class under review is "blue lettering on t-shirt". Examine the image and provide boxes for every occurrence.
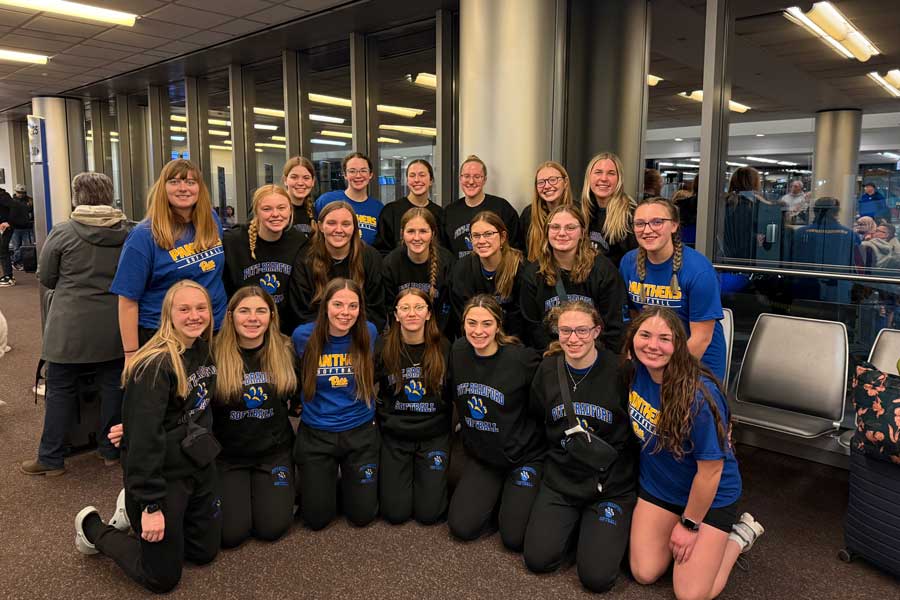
[315,191,383,246]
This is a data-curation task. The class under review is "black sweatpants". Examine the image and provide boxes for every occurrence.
[93,468,221,594]
[294,420,379,530]
[218,449,294,548]
[447,455,543,552]
[524,484,637,593]
[379,432,450,525]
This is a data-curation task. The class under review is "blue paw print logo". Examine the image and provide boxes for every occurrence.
[427,450,447,471]
[515,466,537,488]
[404,379,425,403]
[259,273,279,294]
[519,469,531,483]
[193,382,208,409]
[577,417,593,432]
[467,396,487,420]
[243,385,267,409]
[359,463,377,484]
[464,235,473,251]
[604,506,615,520]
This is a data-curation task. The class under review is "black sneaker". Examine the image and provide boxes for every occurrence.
[0,276,15,287]
[12,262,24,271]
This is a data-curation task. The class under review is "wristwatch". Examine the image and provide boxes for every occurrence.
[143,503,161,514]
[680,515,700,532]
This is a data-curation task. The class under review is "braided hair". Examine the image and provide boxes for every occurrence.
[248,185,292,260]
[399,207,441,300]
[635,196,682,304]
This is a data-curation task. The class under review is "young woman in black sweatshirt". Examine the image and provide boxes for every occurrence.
[74,280,220,594]
[289,201,386,332]
[376,288,451,525]
[579,152,637,268]
[223,185,307,334]
[374,159,445,255]
[283,156,316,239]
[518,161,574,262]
[449,211,525,339]
[446,294,544,552]
[520,205,626,351]
[523,301,637,593]
[212,286,298,548]
[382,207,455,334]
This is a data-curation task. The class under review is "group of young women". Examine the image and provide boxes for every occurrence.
[71,151,763,598]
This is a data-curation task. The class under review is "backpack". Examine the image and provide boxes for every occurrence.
[852,362,900,464]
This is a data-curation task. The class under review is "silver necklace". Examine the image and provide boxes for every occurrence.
[566,359,595,391]
[399,342,422,367]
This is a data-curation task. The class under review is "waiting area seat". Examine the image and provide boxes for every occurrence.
[732,314,847,439]
[867,328,900,375]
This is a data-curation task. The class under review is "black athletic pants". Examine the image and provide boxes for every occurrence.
[218,449,294,548]
[93,468,221,594]
[293,420,379,530]
[447,455,543,552]
[379,432,450,525]
[524,484,637,593]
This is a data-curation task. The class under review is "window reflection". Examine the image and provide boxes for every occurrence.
[166,81,188,163]
[203,71,234,221]
[245,59,286,191]
[304,42,352,195]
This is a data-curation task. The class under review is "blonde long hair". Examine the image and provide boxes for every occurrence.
[248,185,293,259]
[213,286,297,405]
[146,159,220,251]
[470,211,522,300]
[579,152,635,246]
[536,205,597,286]
[527,161,574,262]
[121,280,214,397]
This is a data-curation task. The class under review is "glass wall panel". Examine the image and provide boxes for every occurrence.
[203,71,235,217]
[244,59,286,190]
[103,98,122,209]
[165,81,188,162]
[304,41,352,195]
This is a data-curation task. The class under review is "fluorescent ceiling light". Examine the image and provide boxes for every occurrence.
[674,137,684,142]
[880,151,900,159]
[674,163,697,168]
[726,161,749,167]
[689,158,701,162]
[223,140,231,145]
[254,123,278,131]
[209,144,231,151]
[886,70,900,88]
[408,72,437,89]
[647,74,663,86]
[311,138,346,146]
[657,161,674,166]
[320,130,353,139]
[784,3,880,62]
[678,90,751,113]
[271,135,286,142]
[109,131,118,137]
[255,142,285,149]
[776,160,798,166]
[379,124,437,137]
[868,72,900,98]
[377,104,424,118]
[208,129,229,137]
[756,133,765,137]
[110,139,118,143]
[378,137,401,144]
[745,156,780,164]
[310,114,344,124]
[0,48,48,64]
[253,106,284,118]
[170,135,185,142]
[170,125,187,133]
[308,93,351,108]
[170,115,187,123]
[0,0,137,26]
[208,118,230,126]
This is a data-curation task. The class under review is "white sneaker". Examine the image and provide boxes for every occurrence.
[108,489,130,532]
[74,506,101,555]
[729,512,765,553]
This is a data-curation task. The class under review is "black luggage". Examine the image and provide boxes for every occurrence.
[20,244,36,272]
[840,447,900,577]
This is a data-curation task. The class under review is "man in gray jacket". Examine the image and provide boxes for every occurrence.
[21,173,131,476]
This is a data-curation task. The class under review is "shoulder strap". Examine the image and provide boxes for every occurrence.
[556,354,579,429]
[554,268,568,303]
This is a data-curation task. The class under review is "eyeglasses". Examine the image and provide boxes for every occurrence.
[633,218,673,231]
[397,304,429,315]
[470,230,499,241]
[345,168,371,176]
[548,223,580,234]
[235,307,270,316]
[536,176,566,188]
[166,178,198,187]
[556,326,597,339]
[460,174,485,182]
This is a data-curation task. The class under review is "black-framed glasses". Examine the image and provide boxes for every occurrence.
[536,176,566,188]
[470,230,499,241]
[633,218,673,231]
[555,326,597,339]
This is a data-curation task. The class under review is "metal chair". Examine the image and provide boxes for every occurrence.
[867,328,900,375]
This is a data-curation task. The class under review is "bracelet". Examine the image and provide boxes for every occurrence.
[124,348,138,353]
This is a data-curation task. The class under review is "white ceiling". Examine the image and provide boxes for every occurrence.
[0,0,349,112]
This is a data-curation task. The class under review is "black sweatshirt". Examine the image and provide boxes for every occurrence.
[519,255,626,352]
[382,245,456,334]
[212,345,296,464]
[449,253,526,340]
[122,339,217,510]
[530,348,638,501]
[376,338,452,440]
[442,194,521,258]
[222,224,308,334]
[588,204,638,268]
[373,198,446,256]
[446,338,545,469]
[290,243,386,332]
[517,205,534,257]
[291,203,314,240]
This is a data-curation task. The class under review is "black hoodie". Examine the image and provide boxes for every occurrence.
[449,253,526,340]
[373,197,446,256]
[291,203,314,240]
[382,245,456,333]
[442,194,521,258]
[447,338,545,469]
[122,339,217,510]
[519,255,626,352]
[588,204,638,268]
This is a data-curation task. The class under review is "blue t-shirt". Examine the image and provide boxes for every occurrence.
[315,190,383,246]
[293,321,377,432]
[110,214,227,330]
[620,246,727,380]
[629,363,741,508]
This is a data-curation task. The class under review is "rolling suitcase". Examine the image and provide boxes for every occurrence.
[19,244,37,273]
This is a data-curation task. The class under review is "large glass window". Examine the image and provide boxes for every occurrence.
[244,59,286,190]
[165,81,188,162]
[203,71,234,216]
[304,41,352,195]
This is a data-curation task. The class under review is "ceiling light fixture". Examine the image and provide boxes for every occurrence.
[784,3,880,62]
[320,130,353,139]
[745,156,780,164]
[253,106,285,118]
[310,114,344,124]
[880,151,900,160]
[868,72,900,98]
[657,161,674,166]
[689,158,701,162]
[776,160,799,166]
[756,133,765,137]
[378,137,401,144]
[170,135,185,142]
[678,90,751,113]
[255,142,286,149]
[308,93,352,108]
[674,163,698,168]
[308,93,424,118]
[209,144,231,151]
[208,118,230,126]
[886,70,900,88]
[674,137,684,142]
[408,72,437,89]
[271,135,286,142]
[311,138,346,146]
[0,0,137,26]
[0,48,48,64]
[379,124,437,137]
[726,161,749,167]
[254,123,278,131]
[170,115,187,123]
[208,129,229,137]
[170,125,187,133]
[647,74,663,86]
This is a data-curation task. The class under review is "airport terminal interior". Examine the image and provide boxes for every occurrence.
[1,0,900,597]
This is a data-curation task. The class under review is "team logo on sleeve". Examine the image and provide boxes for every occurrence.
[358,463,377,485]
[259,273,280,295]
[243,385,267,409]
[513,466,537,488]
[404,380,425,403]
[427,451,448,471]
[467,396,487,420]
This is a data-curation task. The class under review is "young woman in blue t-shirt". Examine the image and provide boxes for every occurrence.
[626,307,763,600]
[314,152,383,245]
[619,197,728,381]
[292,277,379,530]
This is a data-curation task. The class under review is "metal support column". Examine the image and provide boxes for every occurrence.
[115,94,135,219]
[147,84,169,173]
[185,76,210,183]
[88,99,109,176]
[283,49,302,159]
[228,64,249,222]
[435,9,454,207]
[350,32,369,155]
[297,51,313,159]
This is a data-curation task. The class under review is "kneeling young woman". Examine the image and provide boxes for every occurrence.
[523,301,637,593]
[446,295,543,551]
[626,307,763,600]
[212,286,298,548]
[292,278,379,530]
[74,280,220,594]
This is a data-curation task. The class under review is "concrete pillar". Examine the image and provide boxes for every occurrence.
[565,0,650,200]
[458,0,560,210]
[812,109,861,226]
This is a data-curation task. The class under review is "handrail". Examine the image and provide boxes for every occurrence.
[713,263,900,285]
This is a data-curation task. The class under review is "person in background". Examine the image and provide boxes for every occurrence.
[779,179,810,225]
[0,186,27,287]
[10,183,35,271]
[793,197,859,304]
[861,221,900,271]
[374,159,445,255]
[579,152,637,268]
[643,168,663,200]
[314,152,383,246]
[519,161,574,262]
[222,206,237,229]
[676,177,699,248]
[443,155,521,258]
[21,173,130,476]
[721,166,785,264]
[283,156,317,240]
[858,182,890,222]
[854,216,878,242]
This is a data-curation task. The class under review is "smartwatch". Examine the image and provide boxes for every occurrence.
[143,503,161,514]
[680,515,700,532]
